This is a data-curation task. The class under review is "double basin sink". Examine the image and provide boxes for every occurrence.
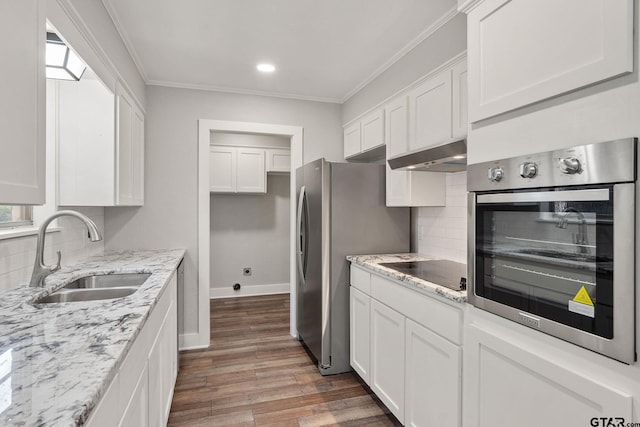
[35,273,151,304]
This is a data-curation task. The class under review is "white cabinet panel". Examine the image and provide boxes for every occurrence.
[209,146,236,192]
[350,287,371,384]
[361,110,385,152]
[370,299,404,423]
[464,321,633,427]
[452,61,468,139]
[409,71,452,152]
[0,0,45,205]
[343,122,361,159]
[57,77,116,206]
[119,364,149,427]
[85,373,119,427]
[467,0,633,122]
[385,96,409,158]
[116,83,145,206]
[405,319,461,427]
[236,148,266,193]
[266,149,291,173]
[350,265,371,294]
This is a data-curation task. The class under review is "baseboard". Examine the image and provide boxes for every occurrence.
[179,332,209,351]
[210,282,290,299]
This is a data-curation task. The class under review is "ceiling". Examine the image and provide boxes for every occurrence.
[102,0,458,103]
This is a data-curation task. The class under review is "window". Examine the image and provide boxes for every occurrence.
[0,206,33,229]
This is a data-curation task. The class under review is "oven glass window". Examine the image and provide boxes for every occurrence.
[475,187,614,338]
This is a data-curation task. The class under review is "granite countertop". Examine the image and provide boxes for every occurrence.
[347,253,467,304]
[0,249,185,426]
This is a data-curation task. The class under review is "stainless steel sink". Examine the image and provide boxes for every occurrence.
[34,273,150,304]
[62,273,151,290]
[35,287,139,303]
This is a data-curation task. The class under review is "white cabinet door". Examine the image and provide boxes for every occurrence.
[148,299,175,427]
[409,70,452,152]
[119,363,149,427]
[451,61,468,139]
[405,319,461,427]
[350,287,371,384]
[467,0,633,122]
[361,110,384,152]
[236,147,266,193]
[57,76,116,206]
[370,299,405,423]
[0,0,45,205]
[116,83,145,206]
[385,96,409,158]
[464,321,633,427]
[209,146,236,192]
[343,122,361,159]
[266,149,291,173]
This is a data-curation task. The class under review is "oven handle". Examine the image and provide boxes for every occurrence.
[476,188,610,204]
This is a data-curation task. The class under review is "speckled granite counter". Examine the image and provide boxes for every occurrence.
[0,249,185,426]
[347,253,467,304]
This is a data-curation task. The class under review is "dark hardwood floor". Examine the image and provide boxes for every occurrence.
[168,294,400,426]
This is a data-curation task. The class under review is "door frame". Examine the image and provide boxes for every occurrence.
[197,119,303,348]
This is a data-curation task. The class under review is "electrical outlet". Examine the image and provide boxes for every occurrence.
[243,267,252,276]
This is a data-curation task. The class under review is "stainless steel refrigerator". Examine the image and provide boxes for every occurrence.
[296,159,410,375]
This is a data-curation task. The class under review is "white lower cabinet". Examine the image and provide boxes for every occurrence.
[349,265,463,426]
[405,319,461,427]
[463,312,633,427]
[349,287,371,383]
[370,299,405,423]
[86,271,178,427]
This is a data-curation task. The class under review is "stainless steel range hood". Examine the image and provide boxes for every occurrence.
[387,139,467,172]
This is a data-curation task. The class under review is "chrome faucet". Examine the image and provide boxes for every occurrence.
[556,207,589,255]
[29,210,102,287]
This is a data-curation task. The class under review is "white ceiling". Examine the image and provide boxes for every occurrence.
[102,0,458,103]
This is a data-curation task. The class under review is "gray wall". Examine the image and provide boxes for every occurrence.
[104,85,342,337]
[210,174,290,291]
[342,13,467,124]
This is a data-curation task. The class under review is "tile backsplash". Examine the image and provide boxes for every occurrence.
[0,207,104,292]
[413,171,467,264]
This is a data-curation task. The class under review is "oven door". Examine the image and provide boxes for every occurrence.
[468,184,635,363]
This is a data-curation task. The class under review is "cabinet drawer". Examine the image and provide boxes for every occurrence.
[370,273,462,344]
[350,265,371,294]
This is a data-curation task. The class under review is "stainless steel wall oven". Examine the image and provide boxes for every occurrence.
[467,138,636,363]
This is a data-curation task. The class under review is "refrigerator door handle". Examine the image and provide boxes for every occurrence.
[296,186,307,282]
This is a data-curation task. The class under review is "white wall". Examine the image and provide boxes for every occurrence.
[104,86,342,339]
[413,172,467,263]
[210,174,290,296]
[342,13,467,124]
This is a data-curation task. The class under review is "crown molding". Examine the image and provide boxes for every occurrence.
[146,80,342,104]
[101,0,150,82]
[341,5,461,103]
[457,0,484,14]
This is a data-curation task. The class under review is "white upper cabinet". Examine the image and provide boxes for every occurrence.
[344,109,386,161]
[360,110,385,152]
[209,146,266,194]
[384,96,446,207]
[116,82,145,206]
[0,0,45,205]
[409,69,452,152]
[57,79,145,206]
[452,60,468,139]
[266,149,291,173]
[465,0,633,122]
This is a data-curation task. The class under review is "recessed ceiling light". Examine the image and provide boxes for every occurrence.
[257,63,275,73]
[453,154,466,159]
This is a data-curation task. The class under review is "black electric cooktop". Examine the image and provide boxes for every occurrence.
[379,260,467,291]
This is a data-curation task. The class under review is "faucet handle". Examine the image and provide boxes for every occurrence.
[52,251,62,272]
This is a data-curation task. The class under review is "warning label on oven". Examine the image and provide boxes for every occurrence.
[568,286,595,318]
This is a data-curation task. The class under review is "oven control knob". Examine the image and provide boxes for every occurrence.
[519,162,538,179]
[488,167,504,182]
[559,157,581,174]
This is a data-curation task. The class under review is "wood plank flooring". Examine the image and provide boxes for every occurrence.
[168,294,400,426]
